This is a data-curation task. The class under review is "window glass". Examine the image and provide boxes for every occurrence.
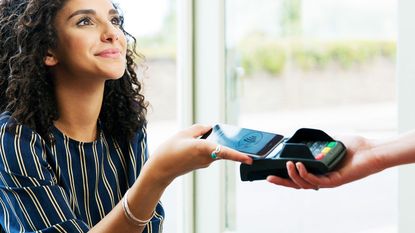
[115,1,178,232]
[225,0,398,232]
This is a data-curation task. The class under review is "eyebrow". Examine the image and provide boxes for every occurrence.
[67,9,119,20]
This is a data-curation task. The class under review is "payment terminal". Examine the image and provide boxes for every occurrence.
[240,128,346,181]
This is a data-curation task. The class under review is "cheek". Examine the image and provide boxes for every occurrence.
[119,34,128,54]
[59,33,93,57]
[68,38,92,55]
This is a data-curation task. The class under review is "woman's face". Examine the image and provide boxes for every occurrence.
[49,0,128,81]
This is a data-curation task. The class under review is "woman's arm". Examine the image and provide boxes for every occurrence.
[0,123,250,233]
[90,124,252,232]
[89,165,166,233]
[267,130,415,189]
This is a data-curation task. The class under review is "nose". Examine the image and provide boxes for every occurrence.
[101,23,120,43]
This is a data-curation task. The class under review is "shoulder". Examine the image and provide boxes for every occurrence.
[100,124,147,155]
[0,111,12,125]
[105,123,147,146]
[0,111,45,143]
[132,124,147,144]
[0,111,50,178]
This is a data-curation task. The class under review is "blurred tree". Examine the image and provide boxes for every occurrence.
[138,0,177,59]
[159,0,177,44]
[281,0,302,37]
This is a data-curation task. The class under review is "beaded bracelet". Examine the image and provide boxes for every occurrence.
[122,189,154,227]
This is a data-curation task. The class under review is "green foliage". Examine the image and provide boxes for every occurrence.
[137,36,176,60]
[134,0,177,60]
[292,47,329,70]
[241,43,286,75]
[280,0,302,36]
[239,39,396,76]
[379,41,396,58]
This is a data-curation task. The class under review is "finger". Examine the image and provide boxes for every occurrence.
[294,162,321,189]
[296,162,342,189]
[295,162,332,188]
[213,145,253,165]
[296,162,318,182]
[184,124,212,138]
[266,175,301,189]
[286,161,318,189]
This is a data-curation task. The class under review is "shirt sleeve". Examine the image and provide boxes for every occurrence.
[0,124,89,233]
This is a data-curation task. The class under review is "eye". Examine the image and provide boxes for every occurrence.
[111,16,123,26]
[77,16,93,26]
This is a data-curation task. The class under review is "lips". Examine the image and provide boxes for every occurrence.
[95,48,122,58]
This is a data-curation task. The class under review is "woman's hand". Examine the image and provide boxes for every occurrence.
[144,124,253,186]
[266,135,386,190]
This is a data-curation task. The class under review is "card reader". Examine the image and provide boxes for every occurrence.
[240,128,346,181]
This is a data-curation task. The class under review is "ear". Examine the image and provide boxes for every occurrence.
[44,50,59,66]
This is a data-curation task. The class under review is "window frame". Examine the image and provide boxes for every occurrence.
[179,0,415,232]
[398,0,415,232]
[176,0,196,232]
[177,0,230,232]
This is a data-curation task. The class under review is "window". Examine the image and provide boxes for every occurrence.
[114,1,179,232]
[225,0,398,232]
[114,1,403,232]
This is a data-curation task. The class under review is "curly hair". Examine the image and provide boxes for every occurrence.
[0,0,148,142]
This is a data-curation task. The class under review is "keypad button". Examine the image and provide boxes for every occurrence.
[327,142,337,148]
[322,147,331,154]
[316,153,325,160]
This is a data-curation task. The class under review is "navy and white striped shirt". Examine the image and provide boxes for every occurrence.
[0,112,164,232]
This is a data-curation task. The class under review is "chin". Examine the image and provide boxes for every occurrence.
[107,72,125,80]
[103,67,127,80]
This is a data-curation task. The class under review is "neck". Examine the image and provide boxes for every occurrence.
[53,75,105,142]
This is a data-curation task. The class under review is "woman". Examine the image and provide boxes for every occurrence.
[0,0,252,232]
